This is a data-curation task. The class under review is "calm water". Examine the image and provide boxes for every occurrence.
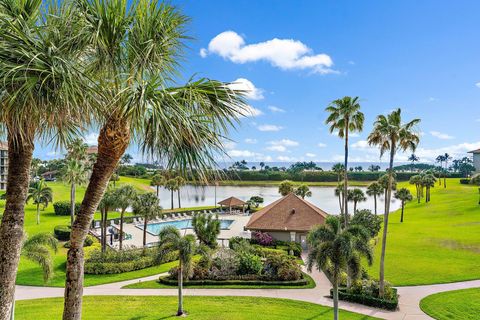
[155,184,400,215]
[142,219,234,235]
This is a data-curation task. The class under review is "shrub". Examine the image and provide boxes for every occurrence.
[251,231,274,246]
[54,225,71,241]
[211,249,239,278]
[237,252,262,275]
[53,201,81,216]
[263,253,302,281]
[64,234,96,248]
[228,236,250,250]
[350,209,382,238]
[158,276,308,287]
[331,279,398,310]
[460,178,471,184]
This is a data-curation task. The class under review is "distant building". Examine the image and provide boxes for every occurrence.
[0,142,7,190]
[245,193,328,248]
[86,146,98,155]
[468,148,480,173]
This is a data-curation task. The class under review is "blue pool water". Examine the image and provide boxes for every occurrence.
[141,219,234,235]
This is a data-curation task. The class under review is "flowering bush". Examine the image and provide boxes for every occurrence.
[251,231,274,246]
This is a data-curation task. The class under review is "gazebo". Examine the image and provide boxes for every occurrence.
[218,196,247,214]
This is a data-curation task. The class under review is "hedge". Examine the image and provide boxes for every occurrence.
[331,287,398,310]
[54,225,71,241]
[158,276,308,287]
[53,201,81,216]
[85,256,155,274]
[460,178,471,184]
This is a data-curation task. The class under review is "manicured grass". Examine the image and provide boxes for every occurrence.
[366,178,480,286]
[123,273,316,289]
[420,288,480,319]
[15,296,378,319]
[217,180,371,187]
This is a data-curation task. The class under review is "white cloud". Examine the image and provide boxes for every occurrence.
[351,140,370,149]
[277,155,295,161]
[258,124,283,132]
[428,97,437,102]
[244,138,257,144]
[83,132,98,145]
[229,149,257,157]
[268,139,299,147]
[268,105,286,113]
[242,105,263,117]
[430,131,454,140]
[222,140,236,150]
[476,82,480,88]
[475,119,480,122]
[228,78,264,100]
[266,145,287,152]
[414,141,480,162]
[318,142,327,148]
[306,153,316,157]
[201,31,336,74]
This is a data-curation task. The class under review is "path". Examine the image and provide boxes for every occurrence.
[14,258,480,320]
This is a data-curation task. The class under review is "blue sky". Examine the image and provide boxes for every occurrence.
[36,0,480,164]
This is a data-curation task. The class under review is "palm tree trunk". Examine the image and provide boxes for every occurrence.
[337,194,343,214]
[344,122,349,226]
[374,195,377,215]
[143,218,147,247]
[332,282,339,320]
[171,190,174,210]
[100,209,105,253]
[36,203,40,225]
[156,186,159,197]
[70,183,76,227]
[0,132,34,320]
[379,144,395,298]
[400,203,404,222]
[178,189,181,208]
[119,209,125,250]
[63,118,130,320]
[353,201,357,214]
[177,261,184,316]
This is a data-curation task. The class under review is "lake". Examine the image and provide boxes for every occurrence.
[155,184,401,214]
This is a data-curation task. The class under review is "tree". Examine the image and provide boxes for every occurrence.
[366,182,383,215]
[109,173,120,187]
[325,96,364,227]
[295,184,312,199]
[409,175,423,203]
[307,216,373,320]
[350,209,382,238]
[175,176,186,208]
[62,160,89,226]
[158,226,197,316]
[368,164,381,172]
[30,158,43,180]
[0,1,91,315]
[334,183,344,215]
[121,153,133,165]
[165,179,179,210]
[98,189,117,252]
[133,193,162,247]
[367,108,420,297]
[259,162,265,171]
[278,180,294,196]
[442,153,451,188]
[113,185,137,250]
[347,188,366,213]
[248,196,264,208]
[331,163,345,183]
[394,188,413,222]
[408,154,419,172]
[62,1,247,317]
[150,173,165,197]
[422,173,436,203]
[26,179,53,225]
[191,212,220,248]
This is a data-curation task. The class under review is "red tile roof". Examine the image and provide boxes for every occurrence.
[86,146,98,154]
[468,148,480,154]
[218,196,246,207]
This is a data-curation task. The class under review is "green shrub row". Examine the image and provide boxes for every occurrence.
[460,178,471,184]
[331,288,398,310]
[53,201,81,216]
[158,276,308,287]
[54,225,71,241]
[85,256,155,274]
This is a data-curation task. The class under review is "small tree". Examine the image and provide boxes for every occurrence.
[133,193,162,247]
[98,189,117,252]
[109,173,120,187]
[347,188,366,213]
[62,159,88,226]
[26,179,53,225]
[150,173,165,197]
[248,196,264,208]
[278,180,294,196]
[175,176,186,208]
[158,226,197,316]
[366,182,383,215]
[165,178,178,210]
[191,212,220,248]
[334,182,344,215]
[113,185,137,250]
[394,188,413,222]
[350,209,382,238]
[409,175,422,203]
[294,184,312,199]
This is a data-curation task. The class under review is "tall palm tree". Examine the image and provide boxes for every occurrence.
[62,1,247,317]
[62,160,88,226]
[175,176,186,208]
[133,192,161,247]
[26,179,53,225]
[307,216,373,320]
[150,173,165,197]
[113,185,137,250]
[422,173,436,203]
[0,1,92,314]
[66,139,88,163]
[367,108,420,297]
[443,153,451,188]
[165,178,178,210]
[409,175,422,203]
[98,189,117,252]
[366,182,383,215]
[347,188,367,213]
[325,96,364,226]
[408,153,419,172]
[294,184,312,199]
[394,188,413,222]
[435,155,445,187]
[278,180,294,196]
[158,226,197,316]
[334,183,344,214]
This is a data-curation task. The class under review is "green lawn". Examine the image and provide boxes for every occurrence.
[123,273,316,289]
[15,296,377,320]
[420,288,480,319]
[366,178,480,286]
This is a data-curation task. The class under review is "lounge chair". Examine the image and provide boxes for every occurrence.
[94,221,101,229]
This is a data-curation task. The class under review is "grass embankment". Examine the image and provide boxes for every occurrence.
[420,288,480,320]
[366,178,480,286]
[123,273,316,289]
[15,296,378,320]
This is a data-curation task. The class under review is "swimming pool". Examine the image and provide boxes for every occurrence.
[140,219,235,235]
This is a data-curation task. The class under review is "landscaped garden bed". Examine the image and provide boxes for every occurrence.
[330,280,398,310]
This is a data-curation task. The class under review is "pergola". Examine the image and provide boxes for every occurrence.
[217,196,247,214]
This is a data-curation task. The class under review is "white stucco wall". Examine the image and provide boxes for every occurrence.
[474,154,480,172]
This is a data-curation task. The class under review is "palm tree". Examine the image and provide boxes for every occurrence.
[325,96,364,227]
[109,173,120,187]
[26,179,53,225]
[62,160,88,226]
[408,154,419,172]
[294,184,312,199]
[191,212,220,248]
[366,182,383,215]
[175,176,186,208]
[165,179,179,210]
[63,1,247,316]
[158,226,197,316]
[278,180,294,196]
[133,193,162,247]
[121,153,133,165]
[98,189,117,252]
[409,175,423,203]
[66,139,88,163]
[422,173,436,203]
[259,162,265,171]
[347,188,367,213]
[150,173,165,198]
[394,188,413,222]
[307,216,373,320]
[367,108,420,298]
[0,1,92,314]
[113,185,137,250]
[334,183,344,214]
[443,153,451,188]
[436,155,445,187]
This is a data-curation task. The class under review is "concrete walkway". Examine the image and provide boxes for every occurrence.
[15,263,480,319]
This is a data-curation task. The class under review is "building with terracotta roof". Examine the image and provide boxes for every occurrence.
[86,145,98,154]
[0,142,6,190]
[245,193,328,248]
[468,148,480,173]
[218,196,247,213]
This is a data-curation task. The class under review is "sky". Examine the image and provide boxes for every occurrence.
[35,0,480,165]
